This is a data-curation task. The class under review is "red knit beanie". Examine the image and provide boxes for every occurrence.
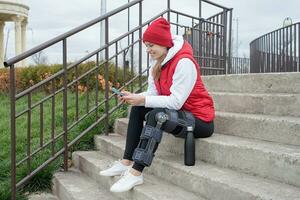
[143,17,173,47]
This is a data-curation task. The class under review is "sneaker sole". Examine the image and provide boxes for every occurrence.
[99,171,124,176]
[110,179,144,193]
[99,165,133,176]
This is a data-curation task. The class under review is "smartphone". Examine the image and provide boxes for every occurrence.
[111,87,124,97]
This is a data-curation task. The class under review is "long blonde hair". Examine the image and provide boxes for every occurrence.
[152,53,167,81]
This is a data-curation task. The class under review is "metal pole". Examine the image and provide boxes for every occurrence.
[167,0,170,21]
[199,0,202,18]
[104,18,109,135]
[62,39,68,171]
[222,10,228,74]
[139,1,142,90]
[228,9,233,73]
[298,23,300,72]
[10,65,16,200]
[127,0,130,69]
[100,0,107,61]
[128,0,130,33]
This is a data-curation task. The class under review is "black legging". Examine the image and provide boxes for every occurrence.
[123,106,214,172]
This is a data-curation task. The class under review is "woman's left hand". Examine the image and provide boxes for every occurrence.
[121,91,145,106]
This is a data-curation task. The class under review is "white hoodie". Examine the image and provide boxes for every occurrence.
[140,35,197,110]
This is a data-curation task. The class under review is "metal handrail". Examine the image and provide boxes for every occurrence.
[200,0,232,10]
[6,1,232,199]
[4,0,142,67]
[14,9,168,100]
[250,22,300,73]
[169,9,224,27]
[250,22,300,45]
[7,1,145,199]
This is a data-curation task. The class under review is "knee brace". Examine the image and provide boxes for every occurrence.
[163,109,196,166]
[132,112,167,166]
[163,109,195,138]
[132,109,196,167]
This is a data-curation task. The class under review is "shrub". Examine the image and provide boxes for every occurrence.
[0,61,135,94]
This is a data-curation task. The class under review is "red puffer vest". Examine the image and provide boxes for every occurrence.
[154,41,215,122]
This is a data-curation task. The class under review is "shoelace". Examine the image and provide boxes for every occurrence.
[113,160,121,165]
[120,168,130,178]
[109,159,122,168]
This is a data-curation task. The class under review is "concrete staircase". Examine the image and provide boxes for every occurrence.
[52,72,300,200]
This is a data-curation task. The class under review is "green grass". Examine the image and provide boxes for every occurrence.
[0,89,129,200]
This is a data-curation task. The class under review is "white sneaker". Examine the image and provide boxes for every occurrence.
[110,169,144,193]
[99,160,132,176]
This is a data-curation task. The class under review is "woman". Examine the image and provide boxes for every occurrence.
[100,17,215,193]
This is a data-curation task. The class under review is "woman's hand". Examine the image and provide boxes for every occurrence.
[120,91,145,106]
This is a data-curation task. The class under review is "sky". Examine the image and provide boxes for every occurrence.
[3,0,300,65]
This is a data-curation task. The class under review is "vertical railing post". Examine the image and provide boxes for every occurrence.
[62,39,68,171]
[198,1,202,74]
[130,35,134,93]
[114,44,118,105]
[123,51,126,83]
[199,0,202,18]
[10,65,16,200]
[51,80,55,156]
[227,9,233,74]
[127,0,130,57]
[289,26,292,72]
[96,53,99,119]
[139,1,143,91]
[176,14,179,34]
[293,24,296,72]
[27,92,32,174]
[104,18,109,135]
[222,10,228,74]
[199,18,203,73]
[298,23,300,72]
[167,0,170,21]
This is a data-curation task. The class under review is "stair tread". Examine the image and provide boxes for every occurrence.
[95,133,300,199]
[54,168,119,200]
[118,110,300,123]
[74,151,205,200]
[201,133,300,155]
[217,111,300,123]
[202,72,300,94]
[28,193,58,200]
[211,91,298,96]
[116,116,300,146]
[115,117,300,153]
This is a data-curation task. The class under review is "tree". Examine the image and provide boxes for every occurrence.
[31,51,48,65]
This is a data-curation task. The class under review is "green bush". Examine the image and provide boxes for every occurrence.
[0,61,135,94]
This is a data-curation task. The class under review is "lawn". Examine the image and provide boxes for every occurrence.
[0,90,128,200]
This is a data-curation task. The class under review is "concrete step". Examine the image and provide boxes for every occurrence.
[211,92,300,117]
[115,112,300,146]
[114,118,131,137]
[28,193,58,200]
[202,72,300,94]
[96,132,300,187]
[163,133,300,188]
[214,111,300,146]
[52,168,119,200]
[94,133,300,200]
[72,151,204,200]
